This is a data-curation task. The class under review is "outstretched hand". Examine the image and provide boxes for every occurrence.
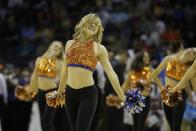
[161,85,183,107]
[106,94,122,108]
[46,91,65,108]
[15,85,36,101]
[170,86,178,92]
[56,91,65,108]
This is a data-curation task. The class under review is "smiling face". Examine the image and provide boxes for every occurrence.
[73,13,104,44]
[143,52,150,65]
[49,41,63,58]
[179,48,196,64]
[84,20,99,36]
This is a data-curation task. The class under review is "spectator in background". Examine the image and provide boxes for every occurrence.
[146,83,164,131]
[0,60,7,131]
[8,0,23,8]
[161,22,181,44]
[3,64,20,131]
[15,68,33,131]
[105,50,127,131]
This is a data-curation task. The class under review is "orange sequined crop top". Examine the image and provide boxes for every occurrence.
[129,66,151,88]
[166,59,188,81]
[66,40,98,71]
[37,58,57,78]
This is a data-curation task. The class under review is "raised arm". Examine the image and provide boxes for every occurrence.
[28,58,39,93]
[174,59,196,91]
[147,56,170,83]
[57,60,67,93]
[152,76,164,91]
[57,41,71,93]
[149,67,164,90]
[98,45,125,101]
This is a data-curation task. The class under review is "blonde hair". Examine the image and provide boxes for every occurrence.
[73,13,104,44]
[43,41,64,60]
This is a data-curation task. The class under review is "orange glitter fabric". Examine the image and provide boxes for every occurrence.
[46,91,65,108]
[161,85,183,107]
[66,40,98,71]
[166,59,188,81]
[129,66,151,89]
[37,58,56,78]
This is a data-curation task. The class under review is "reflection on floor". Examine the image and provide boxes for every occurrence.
[29,102,42,131]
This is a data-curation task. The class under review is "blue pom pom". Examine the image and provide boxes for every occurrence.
[123,88,146,114]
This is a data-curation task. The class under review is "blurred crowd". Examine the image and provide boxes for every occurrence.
[0,0,196,65]
[0,0,196,131]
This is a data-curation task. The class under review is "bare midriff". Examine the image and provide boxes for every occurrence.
[67,67,95,89]
[38,77,57,90]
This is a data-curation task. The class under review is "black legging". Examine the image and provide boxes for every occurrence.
[37,88,57,131]
[65,85,98,131]
[163,89,187,131]
[133,96,150,131]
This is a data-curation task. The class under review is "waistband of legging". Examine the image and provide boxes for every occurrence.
[38,87,58,93]
[66,84,95,93]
